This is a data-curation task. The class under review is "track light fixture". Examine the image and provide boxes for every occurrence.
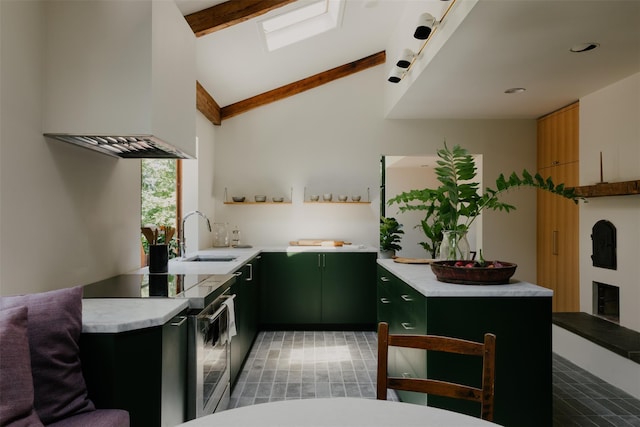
[414,12,437,40]
[387,0,455,84]
[387,66,404,83]
[395,49,415,68]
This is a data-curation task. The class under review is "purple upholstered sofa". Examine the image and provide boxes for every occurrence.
[0,286,129,427]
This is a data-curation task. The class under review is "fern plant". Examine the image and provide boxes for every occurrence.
[388,142,583,257]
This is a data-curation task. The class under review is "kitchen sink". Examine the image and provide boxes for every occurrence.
[181,255,237,262]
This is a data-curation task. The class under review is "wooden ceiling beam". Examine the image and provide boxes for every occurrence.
[185,0,297,38]
[220,51,386,121]
[196,81,221,126]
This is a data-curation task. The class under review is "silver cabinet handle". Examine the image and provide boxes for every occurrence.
[380,298,391,304]
[170,316,187,327]
[234,271,243,277]
[401,294,413,302]
[380,276,390,282]
[246,263,253,281]
[317,254,326,268]
[401,322,415,330]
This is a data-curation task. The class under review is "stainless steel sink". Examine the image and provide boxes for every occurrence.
[181,255,237,262]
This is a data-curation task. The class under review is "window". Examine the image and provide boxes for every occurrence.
[141,159,181,264]
[260,0,345,51]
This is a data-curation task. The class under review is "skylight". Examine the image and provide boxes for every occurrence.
[260,0,344,51]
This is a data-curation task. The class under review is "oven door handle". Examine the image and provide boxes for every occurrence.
[202,294,236,323]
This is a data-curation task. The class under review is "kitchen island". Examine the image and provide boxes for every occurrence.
[376,259,552,427]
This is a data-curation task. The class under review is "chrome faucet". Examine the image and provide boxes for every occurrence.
[180,210,212,258]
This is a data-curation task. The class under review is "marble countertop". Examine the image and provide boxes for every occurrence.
[82,298,189,333]
[135,245,377,275]
[377,259,553,298]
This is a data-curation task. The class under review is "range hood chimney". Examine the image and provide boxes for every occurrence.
[43,0,196,159]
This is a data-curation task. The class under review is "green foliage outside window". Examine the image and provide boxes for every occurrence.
[141,159,178,257]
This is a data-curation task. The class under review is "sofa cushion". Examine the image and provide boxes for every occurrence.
[0,287,94,424]
[44,409,130,427]
[0,306,44,427]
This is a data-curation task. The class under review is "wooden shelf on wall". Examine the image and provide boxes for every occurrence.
[573,180,640,198]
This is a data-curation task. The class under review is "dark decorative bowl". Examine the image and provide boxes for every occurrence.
[430,260,517,285]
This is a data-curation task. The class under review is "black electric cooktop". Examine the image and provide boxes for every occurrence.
[82,274,215,299]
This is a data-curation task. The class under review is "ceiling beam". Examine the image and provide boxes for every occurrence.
[196,81,221,126]
[220,51,386,121]
[185,0,297,38]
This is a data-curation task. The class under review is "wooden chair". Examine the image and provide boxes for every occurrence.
[376,322,497,421]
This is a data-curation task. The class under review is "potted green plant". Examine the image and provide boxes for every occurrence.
[380,217,404,258]
[388,142,583,260]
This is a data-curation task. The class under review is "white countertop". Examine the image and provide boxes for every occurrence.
[135,246,376,275]
[377,259,553,297]
[82,298,189,333]
[177,397,499,427]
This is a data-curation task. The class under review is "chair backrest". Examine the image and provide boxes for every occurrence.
[376,322,497,421]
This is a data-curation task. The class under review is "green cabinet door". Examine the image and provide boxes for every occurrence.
[321,252,376,325]
[81,312,188,427]
[230,257,262,386]
[260,252,322,325]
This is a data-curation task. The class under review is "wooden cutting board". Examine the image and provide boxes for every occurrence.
[290,240,352,247]
[392,257,435,264]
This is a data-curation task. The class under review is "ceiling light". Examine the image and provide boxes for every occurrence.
[387,67,404,83]
[414,13,437,40]
[396,49,415,68]
[504,87,526,94]
[570,42,600,53]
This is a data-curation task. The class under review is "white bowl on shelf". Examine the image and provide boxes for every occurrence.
[232,196,245,202]
[351,195,361,202]
[323,193,332,201]
[254,195,267,202]
[272,197,284,203]
[338,195,348,202]
[310,195,320,202]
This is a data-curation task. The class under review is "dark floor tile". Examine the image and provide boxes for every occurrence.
[229,332,640,426]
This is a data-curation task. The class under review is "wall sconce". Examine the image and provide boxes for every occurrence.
[396,49,415,68]
[387,66,404,83]
[414,12,437,40]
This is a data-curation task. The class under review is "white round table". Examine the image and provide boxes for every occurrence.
[177,398,500,427]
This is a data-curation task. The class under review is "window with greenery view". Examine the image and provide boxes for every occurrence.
[141,159,178,258]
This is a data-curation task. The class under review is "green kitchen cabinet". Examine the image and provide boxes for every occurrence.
[377,266,427,405]
[260,252,322,325]
[321,252,376,325]
[230,256,261,386]
[80,312,188,427]
[260,252,376,328]
[376,265,552,427]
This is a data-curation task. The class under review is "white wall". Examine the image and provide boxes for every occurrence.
[210,65,540,282]
[0,0,141,296]
[579,72,640,332]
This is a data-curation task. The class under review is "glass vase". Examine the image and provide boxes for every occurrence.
[438,230,471,260]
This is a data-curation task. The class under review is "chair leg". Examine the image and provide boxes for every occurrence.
[376,322,389,400]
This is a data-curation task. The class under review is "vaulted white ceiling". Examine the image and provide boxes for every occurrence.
[176,0,640,120]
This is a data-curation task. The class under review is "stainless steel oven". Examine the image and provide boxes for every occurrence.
[187,288,235,420]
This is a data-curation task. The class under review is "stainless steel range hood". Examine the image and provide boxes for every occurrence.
[43,0,196,159]
[44,134,191,159]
